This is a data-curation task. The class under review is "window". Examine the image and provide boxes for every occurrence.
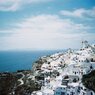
[91,92,93,95]
[91,58,94,62]
[56,92,60,95]
[60,87,63,89]
[61,92,65,95]
[83,92,85,95]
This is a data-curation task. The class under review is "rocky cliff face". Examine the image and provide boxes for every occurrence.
[0,70,42,95]
[82,70,95,92]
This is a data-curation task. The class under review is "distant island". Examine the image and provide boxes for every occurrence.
[0,41,95,95]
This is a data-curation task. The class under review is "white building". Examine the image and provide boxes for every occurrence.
[54,85,67,95]
[64,61,92,78]
[32,41,95,95]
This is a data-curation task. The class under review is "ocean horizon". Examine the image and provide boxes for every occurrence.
[0,50,65,72]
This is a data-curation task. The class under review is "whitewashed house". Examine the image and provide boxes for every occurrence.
[54,85,67,95]
[64,61,92,78]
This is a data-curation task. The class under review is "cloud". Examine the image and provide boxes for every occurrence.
[60,7,95,18]
[0,14,94,50]
[0,0,53,11]
[16,14,91,33]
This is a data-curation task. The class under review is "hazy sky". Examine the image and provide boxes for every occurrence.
[0,0,95,50]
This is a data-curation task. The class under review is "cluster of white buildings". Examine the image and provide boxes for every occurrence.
[32,41,95,95]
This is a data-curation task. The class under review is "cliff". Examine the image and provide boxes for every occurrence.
[82,70,95,92]
[0,70,41,95]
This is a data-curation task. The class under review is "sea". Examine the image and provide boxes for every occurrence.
[0,50,64,72]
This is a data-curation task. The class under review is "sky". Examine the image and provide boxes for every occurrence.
[0,0,95,50]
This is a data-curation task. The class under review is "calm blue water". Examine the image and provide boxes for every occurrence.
[0,50,62,72]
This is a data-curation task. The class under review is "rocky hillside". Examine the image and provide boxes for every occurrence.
[0,70,42,95]
[0,54,49,95]
[82,70,95,92]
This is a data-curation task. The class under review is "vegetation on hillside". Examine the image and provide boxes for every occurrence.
[82,70,95,92]
[0,71,41,95]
